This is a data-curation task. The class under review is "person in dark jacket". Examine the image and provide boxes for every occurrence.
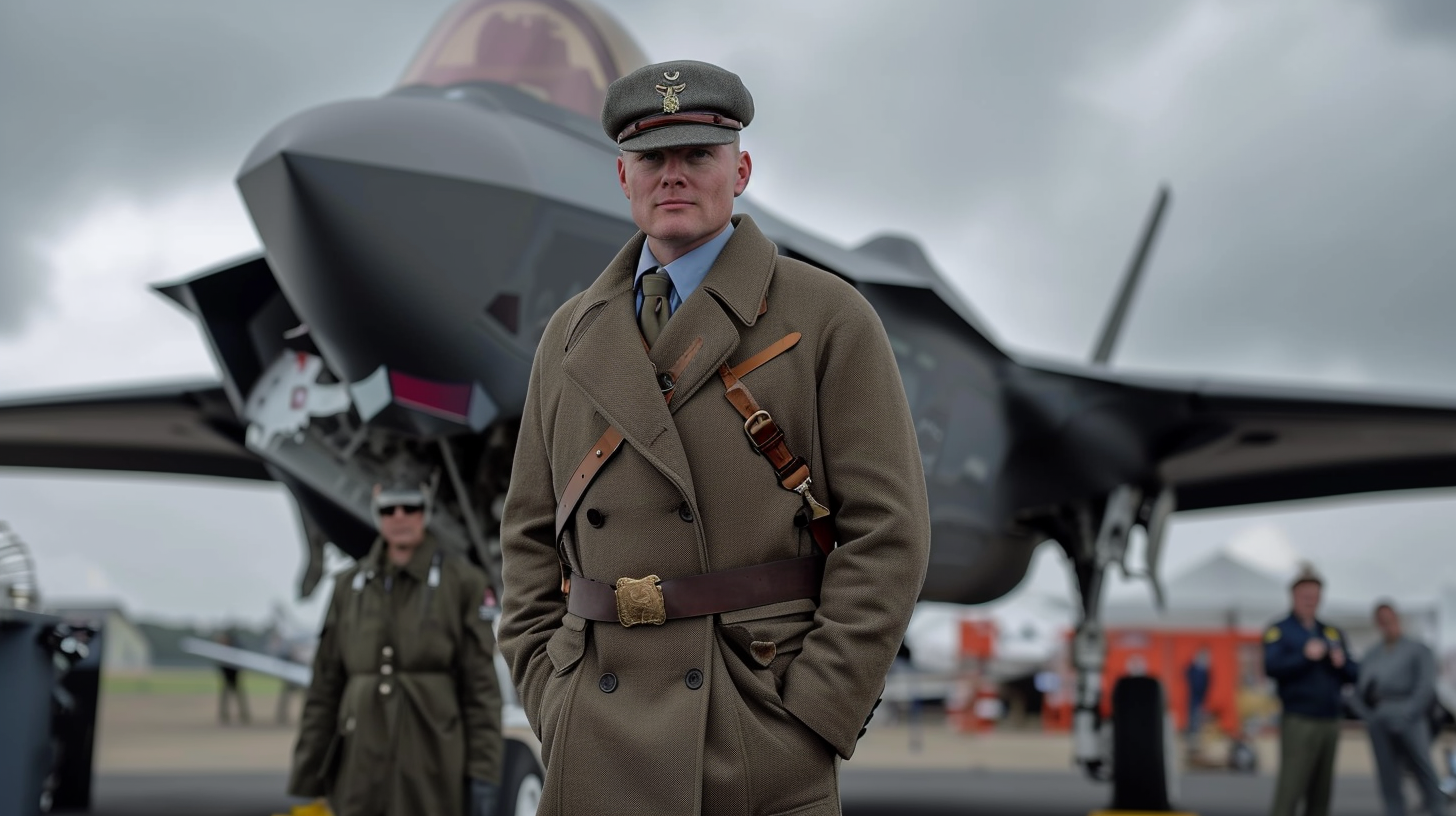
[1185,646,1211,737]
[1263,563,1358,816]
[216,627,250,725]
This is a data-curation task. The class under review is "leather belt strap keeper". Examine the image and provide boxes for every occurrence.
[566,555,824,625]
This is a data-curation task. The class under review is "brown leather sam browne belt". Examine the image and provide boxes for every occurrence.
[566,554,824,627]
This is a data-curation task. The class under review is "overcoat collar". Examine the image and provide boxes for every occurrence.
[561,214,780,505]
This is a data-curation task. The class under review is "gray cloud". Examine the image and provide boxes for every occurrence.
[1370,0,1456,44]
[0,0,454,336]
[604,0,1456,397]
[6,0,1456,617]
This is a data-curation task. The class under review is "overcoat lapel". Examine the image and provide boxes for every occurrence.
[561,235,697,506]
[645,288,737,414]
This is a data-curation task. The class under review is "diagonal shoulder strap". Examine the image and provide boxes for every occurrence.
[718,335,836,555]
[554,336,703,544]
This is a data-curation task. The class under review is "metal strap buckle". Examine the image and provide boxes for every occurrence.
[794,477,833,521]
[615,574,667,627]
[743,409,772,439]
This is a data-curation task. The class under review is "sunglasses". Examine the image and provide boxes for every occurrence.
[378,504,424,517]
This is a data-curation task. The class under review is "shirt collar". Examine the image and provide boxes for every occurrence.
[634,221,735,305]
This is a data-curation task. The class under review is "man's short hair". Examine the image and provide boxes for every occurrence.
[1373,599,1398,617]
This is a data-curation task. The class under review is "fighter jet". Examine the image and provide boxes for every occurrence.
[7,0,1456,810]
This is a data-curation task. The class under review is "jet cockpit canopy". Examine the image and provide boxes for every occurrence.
[397,0,649,122]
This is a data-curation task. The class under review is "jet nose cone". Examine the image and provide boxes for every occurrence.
[236,93,633,428]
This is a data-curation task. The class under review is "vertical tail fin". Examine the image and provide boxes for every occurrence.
[1091,184,1172,366]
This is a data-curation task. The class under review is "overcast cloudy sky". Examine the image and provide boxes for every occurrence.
[2,0,1456,628]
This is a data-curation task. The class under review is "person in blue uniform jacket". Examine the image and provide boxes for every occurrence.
[1263,563,1358,816]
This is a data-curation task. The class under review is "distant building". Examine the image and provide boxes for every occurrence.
[1103,549,1437,656]
[45,601,152,673]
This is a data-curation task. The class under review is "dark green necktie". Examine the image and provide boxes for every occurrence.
[639,270,673,347]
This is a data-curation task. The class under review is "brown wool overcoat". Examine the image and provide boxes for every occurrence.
[499,214,931,816]
[288,534,503,816]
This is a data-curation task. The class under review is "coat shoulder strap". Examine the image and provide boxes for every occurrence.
[718,334,835,555]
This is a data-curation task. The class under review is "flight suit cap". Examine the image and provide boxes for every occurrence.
[1290,561,1323,590]
[603,59,754,152]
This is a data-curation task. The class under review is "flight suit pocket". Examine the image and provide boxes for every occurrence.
[719,598,817,693]
[327,701,370,813]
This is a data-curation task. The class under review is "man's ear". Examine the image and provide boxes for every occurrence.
[618,154,630,199]
[734,150,752,197]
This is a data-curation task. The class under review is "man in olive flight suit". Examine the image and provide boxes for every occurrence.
[288,479,503,816]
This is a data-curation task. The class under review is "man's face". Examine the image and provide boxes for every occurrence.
[1292,581,1322,620]
[378,503,426,548]
[1375,606,1402,641]
[617,142,751,255]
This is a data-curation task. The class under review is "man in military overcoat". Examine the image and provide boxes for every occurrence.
[288,480,504,816]
[499,59,932,816]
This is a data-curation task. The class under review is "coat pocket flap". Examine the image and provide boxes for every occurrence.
[546,618,588,676]
[721,610,816,668]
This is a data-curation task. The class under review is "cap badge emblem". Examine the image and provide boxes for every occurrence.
[656,71,686,114]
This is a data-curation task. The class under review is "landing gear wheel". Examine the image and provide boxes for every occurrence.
[498,738,544,816]
[1110,676,1175,811]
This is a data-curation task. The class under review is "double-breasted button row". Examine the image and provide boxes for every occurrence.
[596,670,703,692]
[586,505,694,525]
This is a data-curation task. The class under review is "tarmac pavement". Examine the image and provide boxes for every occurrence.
[89,768,1387,816]
[85,683,1409,816]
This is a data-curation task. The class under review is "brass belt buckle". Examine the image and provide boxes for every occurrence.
[615,575,667,627]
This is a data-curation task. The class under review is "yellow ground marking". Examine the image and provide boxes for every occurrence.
[273,800,332,816]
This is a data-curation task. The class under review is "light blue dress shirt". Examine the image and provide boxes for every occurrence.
[634,221,735,317]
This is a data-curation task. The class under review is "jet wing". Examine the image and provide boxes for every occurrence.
[1036,359,1456,511]
[0,380,267,481]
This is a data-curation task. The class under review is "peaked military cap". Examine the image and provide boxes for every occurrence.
[1290,561,1323,589]
[603,59,754,152]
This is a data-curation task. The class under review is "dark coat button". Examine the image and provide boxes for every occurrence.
[586,508,605,528]
[678,503,694,523]
[599,673,618,694]
[684,668,703,690]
